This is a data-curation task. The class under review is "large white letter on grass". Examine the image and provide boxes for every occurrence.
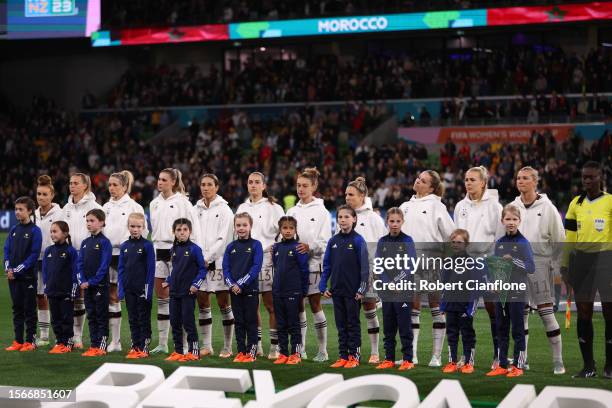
[75,363,164,400]
[528,386,612,408]
[244,371,343,408]
[418,379,471,408]
[306,374,419,408]
[137,367,252,408]
[497,384,537,408]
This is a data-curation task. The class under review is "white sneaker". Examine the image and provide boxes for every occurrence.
[313,351,328,362]
[553,361,566,375]
[107,342,122,352]
[268,346,280,360]
[300,350,308,360]
[37,339,49,347]
[413,355,418,365]
[256,343,264,357]
[150,344,169,354]
[428,355,442,367]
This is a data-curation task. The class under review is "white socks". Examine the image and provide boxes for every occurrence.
[109,302,122,346]
[539,306,563,362]
[73,298,86,345]
[38,309,50,340]
[221,306,234,351]
[364,308,379,356]
[524,307,530,362]
[199,307,213,350]
[157,298,170,348]
[313,310,328,353]
[412,309,420,361]
[431,307,446,358]
[299,311,307,353]
[270,329,279,352]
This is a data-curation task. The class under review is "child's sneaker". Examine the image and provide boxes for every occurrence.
[344,355,359,369]
[180,352,200,362]
[398,360,415,371]
[330,358,348,368]
[241,354,256,363]
[286,353,301,365]
[126,348,140,359]
[486,366,509,376]
[81,347,98,357]
[92,347,107,356]
[506,366,523,377]
[5,341,23,351]
[273,354,288,364]
[376,360,395,369]
[48,344,64,354]
[165,352,184,361]
[442,362,458,373]
[233,352,246,363]
[461,364,474,374]
[19,342,36,352]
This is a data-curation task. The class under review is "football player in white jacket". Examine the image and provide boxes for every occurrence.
[236,172,285,359]
[194,173,235,358]
[287,167,332,362]
[149,168,200,354]
[102,170,147,353]
[454,166,504,369]
[62,173,102,349]
[512,166,565,374]
[400,170,455,367]
[34,175,63,346]
[345,177,387,364]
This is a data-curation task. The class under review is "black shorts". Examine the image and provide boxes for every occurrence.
[569,250,612,303]
[156,249,172,263]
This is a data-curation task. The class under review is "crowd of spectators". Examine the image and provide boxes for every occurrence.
[102,0,583,28]
[102,46,612,120]
[3,96,611,215]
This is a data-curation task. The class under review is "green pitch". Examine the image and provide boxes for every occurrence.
[0,232,610,406]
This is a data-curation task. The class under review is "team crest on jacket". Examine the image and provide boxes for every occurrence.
[347,243,353,250]
[137,249,143,254]
[288,250,293,256]
[246,247,252,253]
[60,252,67,258]
[95,244,100,249]
[594,218,605,232]
[184,251,190,256]
[24,233,30,239]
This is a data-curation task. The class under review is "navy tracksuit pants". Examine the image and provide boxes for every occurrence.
[84,285,109,349]
[496,301,526,369]
[170,294,198,355]
[446,311,476,364]
[231,292,259,356]
[273,295,302,356]
[9,279,38,344]
[382,301,413,362]
[125,291,152,352]
[48,296,74,346]
[333,296,361,360]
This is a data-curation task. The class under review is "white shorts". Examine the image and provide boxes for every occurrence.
[155,261,172,279]
[200,268,229,292]
[307,271,322,296]
[259,251,273,293]
[527,256,554,306]
[37,269,44,296]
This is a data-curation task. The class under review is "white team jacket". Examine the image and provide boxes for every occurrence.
[103,194,147,255]
[62,192,102,250]
[511,193,565,269]
[454,189,505,256]
[194,195,234,266]
[354,197,387,243]
[35,203,63,260]
[399,194,455,247]
[236,197,285,252]
[287,197,332,273]
[150,192,200,250]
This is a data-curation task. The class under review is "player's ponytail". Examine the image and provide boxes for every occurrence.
[73,173,92,193]
[37,175,55,196]
[424,170,445,197]
[161,168,186,196]
[299,167,321,190]
[110,170,135,194]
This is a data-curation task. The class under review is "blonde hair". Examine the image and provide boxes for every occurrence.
[72,173,92,193]
[161,168,186,195]
[423,170,445,197]
[517,166,539,183]
[234,212,253,226]
[450,229,470,243]
[127,212,146,226]
[298,167,320,189]
[386,207,404,220]
[347,176,368,196]
[501,204,521,220]
[37,175,55,195]
[110,170,135,194]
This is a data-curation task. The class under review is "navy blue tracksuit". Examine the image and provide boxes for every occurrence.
[320,229,369,360]
[440,251,485,364]
[166,240,206,355]
[272,239,309,356]
[375,232,416,362]
[77,233,112,349]
[118,236,155,352]
[4,222,42,344]
[43,242,78,347]
[494,231,535,369]
[223,238,263,356]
